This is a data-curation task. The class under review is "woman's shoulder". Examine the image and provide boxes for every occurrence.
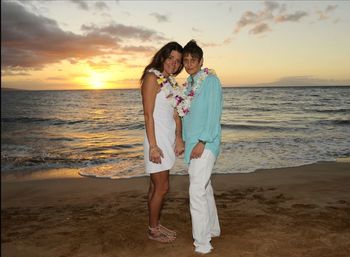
[144,71,158,80]
[142,72,159,88]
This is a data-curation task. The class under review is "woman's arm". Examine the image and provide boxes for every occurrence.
[141,73,163,163]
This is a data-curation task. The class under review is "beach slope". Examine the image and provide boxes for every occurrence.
[2,161,350,257]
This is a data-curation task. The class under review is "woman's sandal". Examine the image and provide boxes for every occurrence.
[158,224,177,237]
[148,226,176,243]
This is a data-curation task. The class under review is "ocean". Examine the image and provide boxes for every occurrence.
[1,87,349,179]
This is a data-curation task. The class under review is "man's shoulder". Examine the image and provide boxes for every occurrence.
[203,74,221,88]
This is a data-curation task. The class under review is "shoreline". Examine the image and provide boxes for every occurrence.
[2,161,350,257]
[2,157,349,182]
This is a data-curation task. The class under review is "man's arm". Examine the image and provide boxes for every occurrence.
[190,75,222,159]
[198,75,223,143]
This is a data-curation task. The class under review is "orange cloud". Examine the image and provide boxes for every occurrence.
[1,2,165,72]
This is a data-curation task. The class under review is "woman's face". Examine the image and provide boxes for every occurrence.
[162,50,182,76]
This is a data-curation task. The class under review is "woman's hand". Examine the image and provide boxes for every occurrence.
[175,137,185,157]
[149,146,164,164]
[190,142,205,159]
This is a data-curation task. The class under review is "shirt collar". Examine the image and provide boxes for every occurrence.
[187,69,204,83]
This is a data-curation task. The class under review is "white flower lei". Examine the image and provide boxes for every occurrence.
[148,68,183,105]
[175,68,216,117]
[147,68,216,117]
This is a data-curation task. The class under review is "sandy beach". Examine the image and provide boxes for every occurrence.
[2,161,350,257]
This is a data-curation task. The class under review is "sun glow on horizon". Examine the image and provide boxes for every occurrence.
[88,71,106,89]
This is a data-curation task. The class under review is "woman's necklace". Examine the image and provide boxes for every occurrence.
[148,68,180,101]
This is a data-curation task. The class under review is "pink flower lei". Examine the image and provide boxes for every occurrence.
[148,68,182,102]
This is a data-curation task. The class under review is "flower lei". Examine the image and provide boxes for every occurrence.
[175,68,216,117]
[147,68,216,117]
[148,68,181,101]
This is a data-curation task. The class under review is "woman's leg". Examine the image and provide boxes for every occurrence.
[148,178,155,214]
[148,170,169,228]
[147,170,175,242]
[148,174,177,237]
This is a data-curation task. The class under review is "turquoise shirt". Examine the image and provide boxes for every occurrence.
[182,69,223,164]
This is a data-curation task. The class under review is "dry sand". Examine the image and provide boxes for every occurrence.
[2,161,350,257]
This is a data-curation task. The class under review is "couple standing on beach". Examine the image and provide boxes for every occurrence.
[141,40,222,255]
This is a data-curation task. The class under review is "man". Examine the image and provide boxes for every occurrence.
[182,40,222,254]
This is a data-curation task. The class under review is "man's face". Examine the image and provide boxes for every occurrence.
[183,54,203,76]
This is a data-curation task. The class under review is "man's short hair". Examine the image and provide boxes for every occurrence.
[183,40,203,60]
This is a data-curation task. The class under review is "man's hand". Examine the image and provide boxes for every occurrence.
[190,141,205,159]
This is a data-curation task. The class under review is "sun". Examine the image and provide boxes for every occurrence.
[89,72,105,89]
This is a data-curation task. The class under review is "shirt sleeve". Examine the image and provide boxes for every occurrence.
[198,75,223,143]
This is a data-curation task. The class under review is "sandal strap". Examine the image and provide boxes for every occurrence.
[148,225,160,232]
[148,226,175,243]
[158,224,176,236]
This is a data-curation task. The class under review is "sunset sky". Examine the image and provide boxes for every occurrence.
[2,0,350,90]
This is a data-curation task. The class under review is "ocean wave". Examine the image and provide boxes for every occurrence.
[304,108,350,114]
[1,117,86,126]
[317,119,350,125]
[82,143,142,152]
[0,152,137,172]
[221,123,303,131]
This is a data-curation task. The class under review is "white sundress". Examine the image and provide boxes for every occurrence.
[143,79,176,173]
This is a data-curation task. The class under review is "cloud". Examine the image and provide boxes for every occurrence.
[198,41,220,48]
[46,76,67,81]
[249,23,271,35]
[95,2,109,12]
[120,45,157,53]
[234,11,261,33]
[326,5,337,12]
[275,11,308,23]
[264,1,280,12]
[234,1,308,35]
[70,0,89,11]
[234,1,282,33]
[81,24,167,41]
[316,5,338,21]
[192,27,202,33]
[223,37,234,44]
[86,60,112,70]
[116,57,144,68]
[1,70,30,76]
[150,12,169,23]
[1,2,164,70]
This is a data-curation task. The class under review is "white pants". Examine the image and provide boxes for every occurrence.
[188,149,220,253]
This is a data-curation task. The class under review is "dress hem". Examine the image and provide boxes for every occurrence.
[145,164,175,174]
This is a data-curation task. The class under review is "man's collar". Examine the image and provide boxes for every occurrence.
[188,69,203,82]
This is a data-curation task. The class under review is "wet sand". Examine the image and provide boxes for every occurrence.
[2,161,350,257]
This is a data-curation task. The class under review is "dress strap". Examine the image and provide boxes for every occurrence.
[148,68,162,78]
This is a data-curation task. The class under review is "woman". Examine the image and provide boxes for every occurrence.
[140,42,185,243]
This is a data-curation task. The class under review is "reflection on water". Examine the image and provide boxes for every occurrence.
[1,87,350,179]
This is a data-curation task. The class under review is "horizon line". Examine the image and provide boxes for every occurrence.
[2,85,350,92]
